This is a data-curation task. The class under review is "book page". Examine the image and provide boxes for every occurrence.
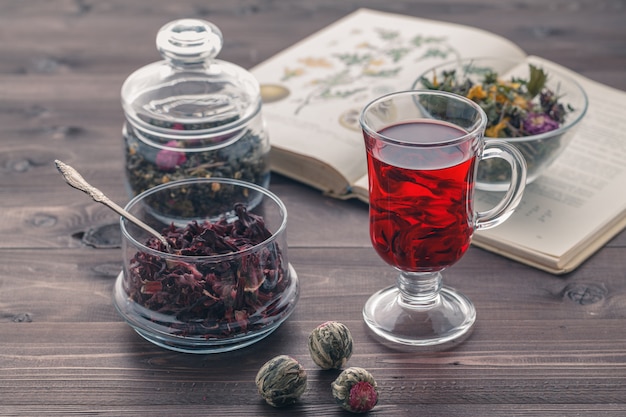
[474,57,626,269]
[252,8,526,195]
[352,174,370,203]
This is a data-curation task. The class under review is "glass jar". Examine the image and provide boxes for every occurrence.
[113,178,299,353]
[121,19,270,197]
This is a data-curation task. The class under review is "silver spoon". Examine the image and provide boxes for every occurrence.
[54,160,173,253]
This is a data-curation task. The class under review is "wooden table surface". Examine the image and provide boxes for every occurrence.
[2,1,626,415]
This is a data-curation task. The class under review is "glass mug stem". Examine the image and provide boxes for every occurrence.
[396,271,442,309]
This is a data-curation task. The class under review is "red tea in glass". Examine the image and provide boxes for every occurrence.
[358,90,527,348]
[365,120,476,272]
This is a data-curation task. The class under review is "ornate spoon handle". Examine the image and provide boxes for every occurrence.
[54,160,172,252]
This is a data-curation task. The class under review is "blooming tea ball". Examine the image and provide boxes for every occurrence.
[255,355,307,407]
[331,367,379,413]
[308,321,353,370]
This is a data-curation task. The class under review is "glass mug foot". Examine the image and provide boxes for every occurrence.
[363,279,475,350]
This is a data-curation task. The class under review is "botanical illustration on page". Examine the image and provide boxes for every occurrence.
[252,9,526,188]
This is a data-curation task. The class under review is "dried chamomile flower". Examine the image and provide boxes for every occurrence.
[255,355,307,407]
[308,321,353,370]
[331,367,379,413]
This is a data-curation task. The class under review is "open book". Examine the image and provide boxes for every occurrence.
[251,8,626,274]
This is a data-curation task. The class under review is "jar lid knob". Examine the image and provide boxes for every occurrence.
[156,19,223,64]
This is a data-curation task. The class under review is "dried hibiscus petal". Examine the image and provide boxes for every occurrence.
[155,140,186,171]
[125,203,288,339]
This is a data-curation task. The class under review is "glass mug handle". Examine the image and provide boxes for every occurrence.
[475,140,527,230]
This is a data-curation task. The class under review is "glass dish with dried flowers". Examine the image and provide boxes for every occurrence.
[414,57,588,191]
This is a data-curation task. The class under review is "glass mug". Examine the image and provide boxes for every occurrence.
[360,90,526,349]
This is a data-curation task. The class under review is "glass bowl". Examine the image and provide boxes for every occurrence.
[113,178,298,353]
[413,57,588,191]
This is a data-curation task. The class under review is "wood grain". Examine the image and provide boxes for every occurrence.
[1,0,626,415]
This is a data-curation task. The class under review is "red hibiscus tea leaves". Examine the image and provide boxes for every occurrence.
[124,203,290,339]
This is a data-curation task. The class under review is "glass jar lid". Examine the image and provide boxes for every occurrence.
[121,18,261,139]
